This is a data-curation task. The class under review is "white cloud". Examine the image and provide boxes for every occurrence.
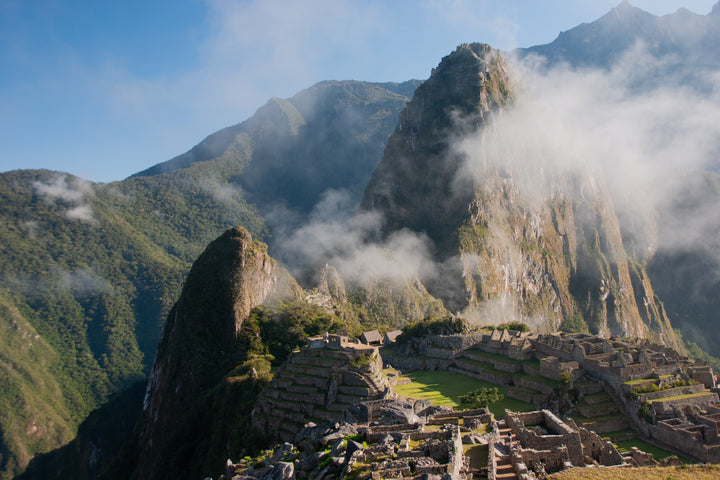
[32,174,97,224]
[57,267,113,296]
[32,174,92,202]
[65,204,97,224]
[452,42,720,265]
[271,189,437,288]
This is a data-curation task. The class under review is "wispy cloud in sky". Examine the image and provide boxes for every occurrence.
[1,0,717,181]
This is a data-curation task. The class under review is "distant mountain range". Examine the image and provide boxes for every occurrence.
[5,2,720,479]
[520,1,720,91]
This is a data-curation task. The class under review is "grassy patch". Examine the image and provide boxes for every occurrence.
[463,444,488,469]
[392,370,535,417]
[577,401,618,411]
[648,392,714,403]
[584,391,611,402]
[623,378,656,386]
[600,429,636,440]
[513,371,559,386]
[614,439,693,464]
[457,358,513,377]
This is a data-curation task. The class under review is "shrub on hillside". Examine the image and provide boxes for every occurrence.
[497,321,530,332]
[396,314,469,344]
[460,387,503,409]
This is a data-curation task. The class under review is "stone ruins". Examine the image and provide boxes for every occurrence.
[252,334,389,442]
[240,329,720,480]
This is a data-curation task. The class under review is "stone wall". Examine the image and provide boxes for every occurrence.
[464,351,522,373]
[649,422,720,463]
[507,386,549,405]
[427,333,484,351]
[448,365,511,385]
[382,352,453,371]
[568,419,623,466]
[253,346,386,441]
[637,383,705,402]
[539,356,581,381]
[513,445,569,474]
[506,410,584,467]
[650,392,719,416]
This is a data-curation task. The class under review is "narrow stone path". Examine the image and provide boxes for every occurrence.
[494,421,519,480]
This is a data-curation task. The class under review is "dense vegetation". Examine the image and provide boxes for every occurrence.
[0,79,419,479]
[460,387,504,409]
[396,315,469,344]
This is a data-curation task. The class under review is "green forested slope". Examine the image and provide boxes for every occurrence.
[0,80,417,478]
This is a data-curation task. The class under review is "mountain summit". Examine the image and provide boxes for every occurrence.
[362,43,512,256]
[362,43,677,346]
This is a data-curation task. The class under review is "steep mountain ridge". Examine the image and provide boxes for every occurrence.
[362,43,678,348]
[362,44,512,258]
[0,80,416,478]
[134,226,301,479]
[134,80,421,215]
[516,1,720,354]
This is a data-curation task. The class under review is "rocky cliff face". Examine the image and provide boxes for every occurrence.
[361,43,678,348]
[134,226,300,479]
[362,43,512,257]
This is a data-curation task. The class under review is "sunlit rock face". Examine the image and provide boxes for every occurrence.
[361,43,678,349]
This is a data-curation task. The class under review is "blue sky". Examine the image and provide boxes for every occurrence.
[1,0,717,183]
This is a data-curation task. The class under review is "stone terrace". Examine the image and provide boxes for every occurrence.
[384,329,720,462]
[252,336,387,442]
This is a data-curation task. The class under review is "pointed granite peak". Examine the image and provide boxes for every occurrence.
[361,44,513,256]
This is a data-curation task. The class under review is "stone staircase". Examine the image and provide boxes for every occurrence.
[494,422,520,480]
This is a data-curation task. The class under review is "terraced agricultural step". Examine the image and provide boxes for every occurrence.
[462,351,522,373]
[293,375,328,389]
[601,429,637,442]
[575,380,604,395]
[449,364,513,385]
[648,391,720,414]
[507,385,548,405]
[285,384,321,395]
[338,385,373,396]
[513,372,558,395]
[327,402,354,412]
[571,413,628,433]
[583,391,611,405]
[292,355,346,368]
[576,400,619,418]
[286,363,333,377]
[311,408,340,422]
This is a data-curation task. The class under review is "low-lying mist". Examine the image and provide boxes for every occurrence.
[265,43,720,335]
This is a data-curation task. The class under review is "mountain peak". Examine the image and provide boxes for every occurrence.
[712,1,720,16]
[362,44,512,257]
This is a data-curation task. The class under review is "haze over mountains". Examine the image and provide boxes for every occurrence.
[2,2,720,479]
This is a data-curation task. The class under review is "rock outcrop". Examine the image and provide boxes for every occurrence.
[361,43,678,348]
[133,226,300,479]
